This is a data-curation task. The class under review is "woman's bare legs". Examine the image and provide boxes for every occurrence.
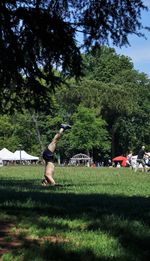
[42,124,71,186]
[47,128,64,153]
[44,162,55,185]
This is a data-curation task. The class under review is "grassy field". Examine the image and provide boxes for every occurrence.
[0,165,150,261]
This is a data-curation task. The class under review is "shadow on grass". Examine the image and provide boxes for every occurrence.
[0,179,150,261]
[5,237,118,261]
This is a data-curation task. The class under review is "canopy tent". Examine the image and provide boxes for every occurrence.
[70,153,92,166]
[112,156,127,167]
[0,148,17,161]
[13,150,39,161]
[0,158,3,167]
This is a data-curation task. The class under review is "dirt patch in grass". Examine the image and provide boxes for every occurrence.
[0,222,22,256]
[0,221,68,258]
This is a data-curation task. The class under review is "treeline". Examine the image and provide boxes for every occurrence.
[1,47,150,162]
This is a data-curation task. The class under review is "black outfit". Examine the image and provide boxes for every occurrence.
[137,148,145,167]
[42,148,54,162]
[137,149,145,159]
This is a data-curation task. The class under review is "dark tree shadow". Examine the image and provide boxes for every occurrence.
[0,179,150,261]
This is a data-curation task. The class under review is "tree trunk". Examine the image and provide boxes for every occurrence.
[30,111,44,152]
[111,128,115,158]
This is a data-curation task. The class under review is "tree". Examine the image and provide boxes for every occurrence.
[66,106,110,159]
[0,115,18,150]
[0,0,149,112]
[0,112,48,154]
[83,46,135,83]
[56,46,150,157]
[82,46,150,156]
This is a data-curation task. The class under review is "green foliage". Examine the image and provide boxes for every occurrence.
[0,113,42,154]
[0,1,149,113]
[68,106,110,155]
[83,46,134,82]
[82,46,150,155]
[0,115,18,150]
[1,45,150,159]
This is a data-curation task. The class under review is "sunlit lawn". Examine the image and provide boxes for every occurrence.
[0,165,150,261]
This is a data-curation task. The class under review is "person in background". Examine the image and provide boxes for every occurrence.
[126,151,133,167]
[135,145,149,172]
[42,124,71,186]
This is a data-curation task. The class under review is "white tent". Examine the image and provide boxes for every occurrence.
[0,148,17,161]
[0,158,3,167]
[70,153,92,166]
[13,150,39,161]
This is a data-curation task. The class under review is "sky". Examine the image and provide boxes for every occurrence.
[76,1,150,77]
[115,0,150,78]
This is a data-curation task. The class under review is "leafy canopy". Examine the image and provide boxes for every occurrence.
[68,106,110,153]
[0,0,149,112]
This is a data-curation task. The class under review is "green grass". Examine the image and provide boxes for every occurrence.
[0,166,150,261]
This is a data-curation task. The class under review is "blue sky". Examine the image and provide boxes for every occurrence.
[115,0,150,78]
[77,1,150,77]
